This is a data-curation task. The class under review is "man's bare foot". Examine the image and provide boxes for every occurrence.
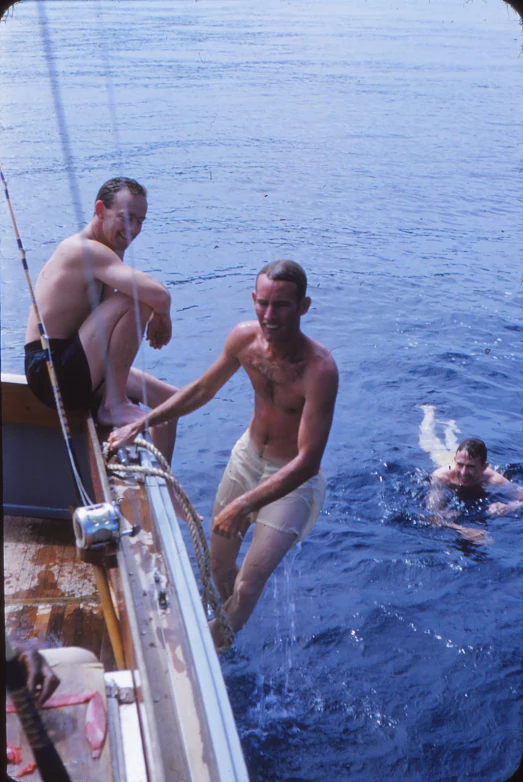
[97,399,145,427]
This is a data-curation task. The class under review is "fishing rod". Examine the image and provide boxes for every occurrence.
[0,165,92,508]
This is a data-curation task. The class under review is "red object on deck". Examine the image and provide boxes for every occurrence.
[6,691,97,713]
[6,744,22,765]
[85,691,107,759]
[15,760,37,778]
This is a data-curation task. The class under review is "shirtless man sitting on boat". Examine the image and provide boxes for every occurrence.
[108,260,339,648]
[420,406,523,542]
[24,177,178,461]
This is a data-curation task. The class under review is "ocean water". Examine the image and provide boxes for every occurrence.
[1,1,522,779]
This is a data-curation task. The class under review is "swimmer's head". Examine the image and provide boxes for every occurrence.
[256,260,307,302]
[95,178,147,210]
[456,438,487,465]
[454,438,488,488]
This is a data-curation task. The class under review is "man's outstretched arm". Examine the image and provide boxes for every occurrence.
[487,480,523,516]
[108,327,244,450]
[213,358,339,539]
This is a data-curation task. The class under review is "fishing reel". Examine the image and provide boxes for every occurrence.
[73,501,139,551]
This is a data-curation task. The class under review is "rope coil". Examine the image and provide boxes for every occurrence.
[103,437,234,652]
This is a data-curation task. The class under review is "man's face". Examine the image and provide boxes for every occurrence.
[252,274,309,344]
[454,449,485,488]
[97,188,147,253]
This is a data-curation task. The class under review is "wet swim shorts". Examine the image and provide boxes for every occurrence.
[214,430,326,543]
[24,335,93,411]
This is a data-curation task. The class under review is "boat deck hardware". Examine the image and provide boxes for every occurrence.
[73,502,139,550]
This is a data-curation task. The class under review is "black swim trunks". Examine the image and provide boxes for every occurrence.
[24,335,93,411]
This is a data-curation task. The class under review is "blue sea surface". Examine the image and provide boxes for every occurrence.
[1,1,522,779]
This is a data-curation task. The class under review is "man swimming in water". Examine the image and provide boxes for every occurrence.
[429,437,523,515]
[24,177,178,461]
[108,260,339,648]
[420,406,523,541]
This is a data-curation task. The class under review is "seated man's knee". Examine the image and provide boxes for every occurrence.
[137,300,153,324]
[113,292,152,323]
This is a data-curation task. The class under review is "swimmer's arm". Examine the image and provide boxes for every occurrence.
[212,358,339,539]
[486,501,523,516]
[108,328,244,450]
[440,520,489,544]
[487,475,523,515]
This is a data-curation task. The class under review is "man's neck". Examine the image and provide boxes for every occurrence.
[82,220,125,260]
[261,330,307,360]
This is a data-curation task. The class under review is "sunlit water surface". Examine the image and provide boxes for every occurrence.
[1,1,522,779]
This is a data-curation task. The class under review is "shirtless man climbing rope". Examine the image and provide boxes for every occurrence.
[108,260,339,648]
[24,177,178,461]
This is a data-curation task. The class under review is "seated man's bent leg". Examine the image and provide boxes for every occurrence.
[126,368,179,463]
[80,294,152,426]
[126,367,178,408]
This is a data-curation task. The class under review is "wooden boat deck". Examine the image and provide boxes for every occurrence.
[4,514,116,671]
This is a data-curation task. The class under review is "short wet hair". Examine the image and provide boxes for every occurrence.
[456,438,487,465]
[95,177,147,209]
[256,260,308,302]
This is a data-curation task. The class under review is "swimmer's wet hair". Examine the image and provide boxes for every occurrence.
[95,178,147,209]
[456,437,487,464]
[256,260,307,302]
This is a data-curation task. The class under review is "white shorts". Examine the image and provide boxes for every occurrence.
[214,430,326,543]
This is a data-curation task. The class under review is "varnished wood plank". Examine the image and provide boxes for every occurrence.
[32,538,64,600]
[45,604,66,646]
[99,625,117,672]
[32,604,52,642]
[62,604,82,649]
[1,372,86,430]
[81,605,112,664]
[8,605,38,645]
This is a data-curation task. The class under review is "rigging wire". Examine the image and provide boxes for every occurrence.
[36,0,112,375]
[94,0,151,408]
[0,165,92,507]
[38,0,154,411]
